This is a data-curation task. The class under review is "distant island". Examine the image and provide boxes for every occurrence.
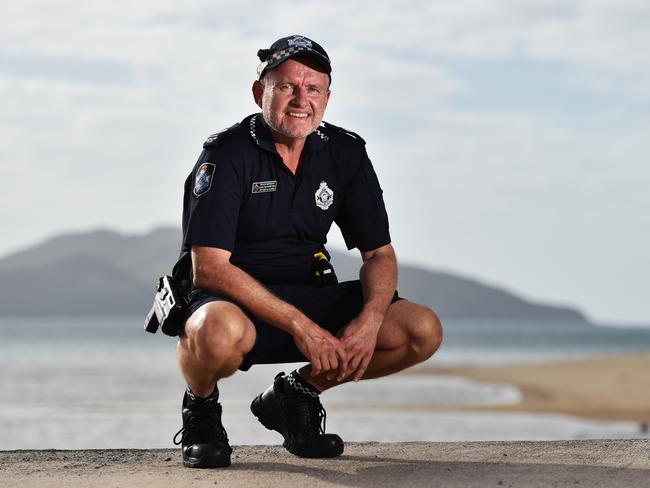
[0,227,589,323]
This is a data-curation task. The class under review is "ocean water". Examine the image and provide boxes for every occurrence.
[1,317,650,450]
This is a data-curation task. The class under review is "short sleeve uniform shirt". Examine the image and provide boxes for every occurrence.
[181,113,391,286]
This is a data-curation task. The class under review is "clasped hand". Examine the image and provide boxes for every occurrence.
[293,317,381,383]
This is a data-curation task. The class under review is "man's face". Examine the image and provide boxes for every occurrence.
[254,58,331,141]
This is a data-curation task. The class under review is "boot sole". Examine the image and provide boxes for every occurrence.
[183,454,231,469]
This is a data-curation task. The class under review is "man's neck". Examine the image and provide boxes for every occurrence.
[271,130,307,175]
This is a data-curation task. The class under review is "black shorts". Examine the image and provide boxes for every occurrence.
[184,280,402,371]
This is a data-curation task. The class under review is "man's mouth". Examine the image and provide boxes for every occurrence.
[286,112,309,118]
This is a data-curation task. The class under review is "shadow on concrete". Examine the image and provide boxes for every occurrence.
[231,456,649,487]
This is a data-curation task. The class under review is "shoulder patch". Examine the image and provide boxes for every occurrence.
[203,123,240,147]
[320,121,366,145]
[193,162,216,198]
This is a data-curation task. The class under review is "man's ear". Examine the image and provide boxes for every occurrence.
[252,80,264,109]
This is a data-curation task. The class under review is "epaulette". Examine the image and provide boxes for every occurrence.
[203,123,240,148]
[320,121,366,145]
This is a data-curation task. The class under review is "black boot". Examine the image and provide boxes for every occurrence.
[250,372,344,458]
[173,389,232,468]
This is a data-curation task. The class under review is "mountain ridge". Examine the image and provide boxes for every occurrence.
[0,227,589,323]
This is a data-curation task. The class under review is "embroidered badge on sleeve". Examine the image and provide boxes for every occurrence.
[193,162,216,198]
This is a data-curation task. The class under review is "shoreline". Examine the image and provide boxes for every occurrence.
[402,352,650,423]
[2,440,649,487]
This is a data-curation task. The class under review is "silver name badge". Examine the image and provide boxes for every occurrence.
[251,180,278,193]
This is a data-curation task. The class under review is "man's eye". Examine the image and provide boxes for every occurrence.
[279,83,293,92]
[308,87,321,95]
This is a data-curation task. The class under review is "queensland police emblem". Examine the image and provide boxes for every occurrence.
[314,181,334,210]
[193,162,215,198]
[287,35,312,49]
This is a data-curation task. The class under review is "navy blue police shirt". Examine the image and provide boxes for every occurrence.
[180,113,391,286]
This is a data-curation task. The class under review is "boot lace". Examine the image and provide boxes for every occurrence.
[173,401,231,450]
[281,393,327,438]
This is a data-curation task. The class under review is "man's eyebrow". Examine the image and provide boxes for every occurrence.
[272,79,327,90]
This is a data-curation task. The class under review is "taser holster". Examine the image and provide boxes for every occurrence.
[144,253,192,336]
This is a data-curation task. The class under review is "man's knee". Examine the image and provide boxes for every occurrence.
[183,302,256,361]
[407,305,443,362]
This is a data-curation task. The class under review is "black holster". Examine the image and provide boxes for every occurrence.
[144,253,192,336]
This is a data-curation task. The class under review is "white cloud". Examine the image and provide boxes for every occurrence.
[362,106,650,323]
[329,50,465,114]
[0,0,649,322]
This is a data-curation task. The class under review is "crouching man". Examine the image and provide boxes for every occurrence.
[173,35,443,468]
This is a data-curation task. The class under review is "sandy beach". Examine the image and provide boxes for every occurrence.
[404,353,650,423]
[3,353,650,486]
[2,440,649,487]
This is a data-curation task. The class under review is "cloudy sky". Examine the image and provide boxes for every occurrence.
[1,0,649,324]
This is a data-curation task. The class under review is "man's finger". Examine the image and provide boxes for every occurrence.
[329,352,338,373]
[311,356,322,376]
[336,345,348,365]
[341,350,357,379]
[320,354,331,373]
[346,355,362,378]
[326,351,339,380]
[353,355,372,382]
[336,349,349,381]
[324,349,334,379]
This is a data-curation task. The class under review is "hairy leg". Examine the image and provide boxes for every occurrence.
[177,301,256,397]
[300,301,443,391]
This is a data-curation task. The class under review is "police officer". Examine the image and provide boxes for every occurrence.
[173,35,443,468]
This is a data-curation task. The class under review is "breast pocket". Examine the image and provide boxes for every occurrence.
[239,183,291,241]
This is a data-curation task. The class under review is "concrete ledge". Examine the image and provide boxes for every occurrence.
[2,440,649,487]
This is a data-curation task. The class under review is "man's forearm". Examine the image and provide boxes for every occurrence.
[192,251,306,335]
[192,246,349,375]
[358,244,398,326]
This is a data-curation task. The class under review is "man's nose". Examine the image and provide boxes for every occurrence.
[291,87,308,106]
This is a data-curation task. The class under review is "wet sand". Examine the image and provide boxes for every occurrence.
[405,353,650,422]
[3,354,650,486]
[2,440,649,487]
